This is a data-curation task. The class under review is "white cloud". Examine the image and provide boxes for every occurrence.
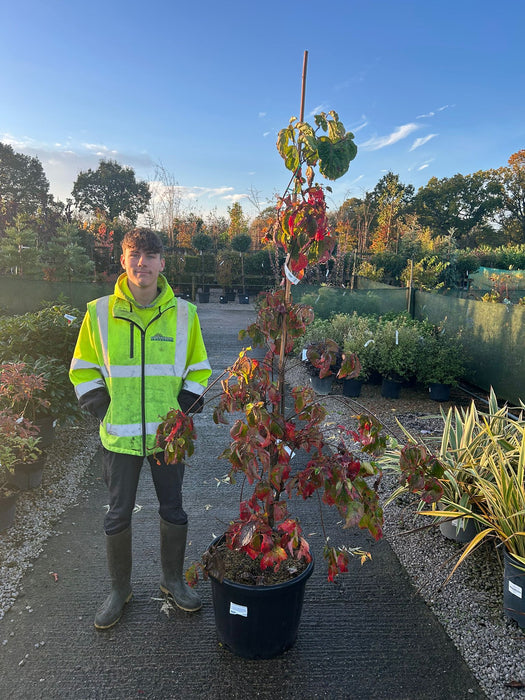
[409,134,438,151]
[352,120,368,133]
[418,163,430,171]
[258,112,267,118]
[417,111,435,119]
[263,131,271,137]
[222,193,249,203]
[359,123,420,151]
[1,132,155,202]
[308,104,330,117]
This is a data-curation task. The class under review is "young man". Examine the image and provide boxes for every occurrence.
[70,228,211,629]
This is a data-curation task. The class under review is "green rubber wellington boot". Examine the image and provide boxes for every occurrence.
[94,526,133,629]
[159,519,202,612]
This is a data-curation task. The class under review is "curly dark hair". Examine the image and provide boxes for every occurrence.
[121,228,164,255]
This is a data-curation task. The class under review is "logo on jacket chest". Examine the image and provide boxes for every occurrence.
[150,333,174,342]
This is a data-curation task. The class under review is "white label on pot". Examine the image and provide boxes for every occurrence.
[230,602,248,617]
[508,580,522,599]
[302,348,308,361]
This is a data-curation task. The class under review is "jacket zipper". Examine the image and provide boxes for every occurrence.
[115,307,165,457]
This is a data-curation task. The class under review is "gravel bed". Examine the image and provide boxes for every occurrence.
[0,415,100,621]
[1,376,524,699]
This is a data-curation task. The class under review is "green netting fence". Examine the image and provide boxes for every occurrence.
[1,275,523,405]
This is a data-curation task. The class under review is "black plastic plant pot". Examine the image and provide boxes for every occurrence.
[381,377,402,399]
[209,540,314,659]
[309,375,334,395]
[0,491,18,531]
[342,378,363,398]
[504,551,525,628]
[8,455,46,491]
[238,294,250,304]
[33,415,56,449]
[219,295,228,304]
[428,383,451,402]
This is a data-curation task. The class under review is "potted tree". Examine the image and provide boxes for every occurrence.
[155,108,407,658]
[342,313,379,397]
[374,319,421,398]
[417,329,465,402]
[231,233,252,303]
[191,232,214,303]
[304,338,343,395]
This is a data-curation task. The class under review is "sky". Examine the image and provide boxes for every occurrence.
[1,0,524,222]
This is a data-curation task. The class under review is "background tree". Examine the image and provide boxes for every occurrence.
[145,163,183,246]
[227,201,249,240]
[41,223,94,282]
[0,143,51,234]
[413,171,502,247]
[231,233,252,295]
[369,172,414,253]
[204,209,229,250]
[175,213,204,250]
[494,150,525,243]
[0,216,41,277]
[72,159,151,224]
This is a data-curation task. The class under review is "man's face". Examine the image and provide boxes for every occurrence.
[120,247,165,291]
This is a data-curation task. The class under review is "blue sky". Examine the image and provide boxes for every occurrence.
[1,0,523,221]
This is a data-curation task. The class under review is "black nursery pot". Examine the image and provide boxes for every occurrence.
[428,383,451,402]
[8,455,46,491]
[0,491,18,531]
[504,551,525,628]
[209,539,314,659]
[381,377,402,399]
[342,378,363,398]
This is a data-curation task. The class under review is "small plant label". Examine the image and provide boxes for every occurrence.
[230,602,248,617]
[508,580,522,599]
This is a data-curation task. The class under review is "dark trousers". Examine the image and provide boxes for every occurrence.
[102,448,187,535]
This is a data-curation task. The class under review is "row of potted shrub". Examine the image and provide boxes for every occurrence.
[0,303,83,530]
[302,312,465,400]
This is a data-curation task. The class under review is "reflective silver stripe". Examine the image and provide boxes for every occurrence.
[183,379,205,395]
[106,421,160,437]
[70,357,102,372]
[183,359,212,377]
[106,364,180,378]
[75,378,106,398]
[174,299,189,376]
[95,296,111,371]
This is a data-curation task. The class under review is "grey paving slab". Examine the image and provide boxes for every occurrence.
[0,302,486,699]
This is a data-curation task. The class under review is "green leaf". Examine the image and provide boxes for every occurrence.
[317,135,358,180]
[314,113,328,131]
[276,127,300,173]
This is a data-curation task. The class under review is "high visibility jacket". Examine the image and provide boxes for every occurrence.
[69,274,211,456]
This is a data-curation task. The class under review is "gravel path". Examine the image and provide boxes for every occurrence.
[1,376,524,699]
